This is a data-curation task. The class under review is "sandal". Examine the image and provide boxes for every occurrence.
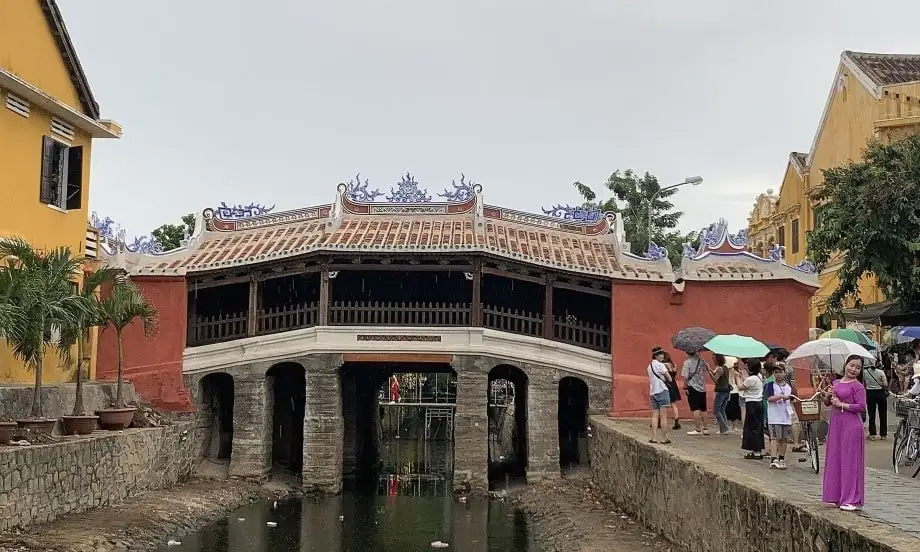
[661,439,672,444]
[648,439,658,444]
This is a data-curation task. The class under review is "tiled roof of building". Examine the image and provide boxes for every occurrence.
[100,179,673,281]
[845,51,920,87]
[40,0,100,118]
[677,219,819,288]
[790,152,808,169]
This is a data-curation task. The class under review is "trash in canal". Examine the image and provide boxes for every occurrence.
[166,539,181,547]
[266,522,278,528]
[430,541,449,548]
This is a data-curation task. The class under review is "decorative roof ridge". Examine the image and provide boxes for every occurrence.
[679,219,819,287]
[204,203,330,233]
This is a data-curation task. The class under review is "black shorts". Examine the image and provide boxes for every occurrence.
[687,388,707,412]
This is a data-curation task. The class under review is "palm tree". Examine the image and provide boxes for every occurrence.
[99,277,158,409]
[57,267,121,416]
[0,238,89,419]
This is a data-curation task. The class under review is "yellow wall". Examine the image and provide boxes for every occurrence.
[745,57,920,328]
[0,1,102,384]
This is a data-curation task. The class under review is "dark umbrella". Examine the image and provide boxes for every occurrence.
[671,327,717,353]
[765,344,790,360]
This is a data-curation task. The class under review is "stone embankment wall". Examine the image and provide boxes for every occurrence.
[589,416,909,552]
[0,382,140,423]
[0,422,205,531]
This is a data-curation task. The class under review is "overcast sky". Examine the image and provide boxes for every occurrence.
[60,0,920,241]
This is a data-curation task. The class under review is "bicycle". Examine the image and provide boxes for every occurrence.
[892,395,920,475]
[792,392,823,474]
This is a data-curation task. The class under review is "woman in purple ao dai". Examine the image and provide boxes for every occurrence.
[821,354,867,511]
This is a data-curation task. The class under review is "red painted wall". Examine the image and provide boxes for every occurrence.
[96,276,193,411]
[610,279,814,417]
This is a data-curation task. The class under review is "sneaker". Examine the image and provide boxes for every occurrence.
[702,429,710,435]
[839,504,859,512]
[687,430,702,436]
[769,459,779,469]
[777,460,788,470]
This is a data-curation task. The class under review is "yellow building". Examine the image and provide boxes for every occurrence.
[0,0,121,382]
[748,51,920,329]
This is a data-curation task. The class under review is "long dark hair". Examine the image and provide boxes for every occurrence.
[713,353,726,367]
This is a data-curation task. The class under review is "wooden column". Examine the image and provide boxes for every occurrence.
[187,292,197,345]
[543,274,554,340]
[247,274,258,336]
[318,262,330,326]
[471,259,482,327]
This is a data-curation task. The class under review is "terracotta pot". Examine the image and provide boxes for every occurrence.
[16,418,56,435]
[61,415,99,436]
[95,408,136,430]
[0,422,16,445]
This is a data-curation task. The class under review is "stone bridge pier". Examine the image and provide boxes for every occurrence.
[186,352,609,494]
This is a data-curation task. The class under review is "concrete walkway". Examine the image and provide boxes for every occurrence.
[605,418,920,548]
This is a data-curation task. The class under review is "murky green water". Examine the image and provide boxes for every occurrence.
[158,482,534,552]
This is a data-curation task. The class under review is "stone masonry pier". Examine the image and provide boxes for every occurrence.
[590,417,919,552]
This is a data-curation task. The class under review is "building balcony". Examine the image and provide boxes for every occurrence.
[188,300,611,354]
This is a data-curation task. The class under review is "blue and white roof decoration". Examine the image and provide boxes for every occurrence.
[90,213,163,255]
[340,173,482,204]
[387,173,431,203]
[540,204,604,225]
[216,202,275,219]
[678,218,819,287]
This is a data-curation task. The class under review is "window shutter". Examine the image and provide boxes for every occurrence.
[39,136,56,204]
[66,146,83,210]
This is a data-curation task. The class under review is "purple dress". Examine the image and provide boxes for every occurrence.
[821,379,866,507]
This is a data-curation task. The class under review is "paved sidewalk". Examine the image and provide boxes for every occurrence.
[613,418,920,542]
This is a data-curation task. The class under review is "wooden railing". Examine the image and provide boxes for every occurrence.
[481,305,543,338]
[329,301,471,326]
[552,315,610,353]
[187,302,610,353]
[257,302,319,336]
[189,312,248,346]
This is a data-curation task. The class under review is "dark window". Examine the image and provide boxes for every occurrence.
[39,136,82,210]
[778,226,786,248]
[791,219,800,254]
[812,205,823,231]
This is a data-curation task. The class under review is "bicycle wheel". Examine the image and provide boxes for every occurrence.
[808,425,820,474]
[893,419,908,467]
[895,433,913,474]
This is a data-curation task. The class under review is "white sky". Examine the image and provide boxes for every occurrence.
[58,0,920,240]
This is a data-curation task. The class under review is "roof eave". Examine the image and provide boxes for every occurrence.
[40,0,100,119]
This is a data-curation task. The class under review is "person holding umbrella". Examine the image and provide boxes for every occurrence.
[682,350,711,436]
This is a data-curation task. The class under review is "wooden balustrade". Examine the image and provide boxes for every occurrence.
[257,302,319,336]
[552,315,610,353]
[189,312,248,346]
[188,301,610,353]
[481,305,543,338]
[329,301,471,326]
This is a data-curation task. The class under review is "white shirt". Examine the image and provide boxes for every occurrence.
[909,378,920,397]
[648,360,670,395]
[766,381,793,425]
[741,375,764,402]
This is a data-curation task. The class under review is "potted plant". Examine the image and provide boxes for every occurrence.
[96,276,158,430]
[0,263,23,443]
[58,267,120,435]
[0,238,89,435]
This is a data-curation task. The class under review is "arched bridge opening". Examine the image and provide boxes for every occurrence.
[558,376,589,470]
[267,362,306,474]
[488,364,528,484]
[199,372,234,463]
[341,361,456,496]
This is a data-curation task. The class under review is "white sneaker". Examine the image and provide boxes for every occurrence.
[687,430,702,436]
[702,429,711,435]
[839,504,859,512]
[769,459,779,469]
[777,460,788,470]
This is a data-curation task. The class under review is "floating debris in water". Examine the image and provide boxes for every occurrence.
[166,539,181,547]
[266,522,278,528]
[237,518,245,522]
[339,515,344,521]
[431,541,450,548]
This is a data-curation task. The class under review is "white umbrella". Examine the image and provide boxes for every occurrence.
[787,338,875,376]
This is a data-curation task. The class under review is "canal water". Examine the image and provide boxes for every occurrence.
[158,485,534,552]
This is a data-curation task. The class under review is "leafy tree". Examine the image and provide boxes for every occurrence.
[0,238,90,418]
[151,213,196,251]
[808,134,920,312]
[99,277,158,408]
[57,267,121,416]
[574,169,697,268]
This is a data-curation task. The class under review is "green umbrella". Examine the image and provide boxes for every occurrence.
[704,334,770,359]
[822,328,877,350]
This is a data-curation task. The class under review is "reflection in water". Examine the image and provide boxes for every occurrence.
[157,488,533,552]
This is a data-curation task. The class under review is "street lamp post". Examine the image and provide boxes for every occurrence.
[646,176,703,251]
